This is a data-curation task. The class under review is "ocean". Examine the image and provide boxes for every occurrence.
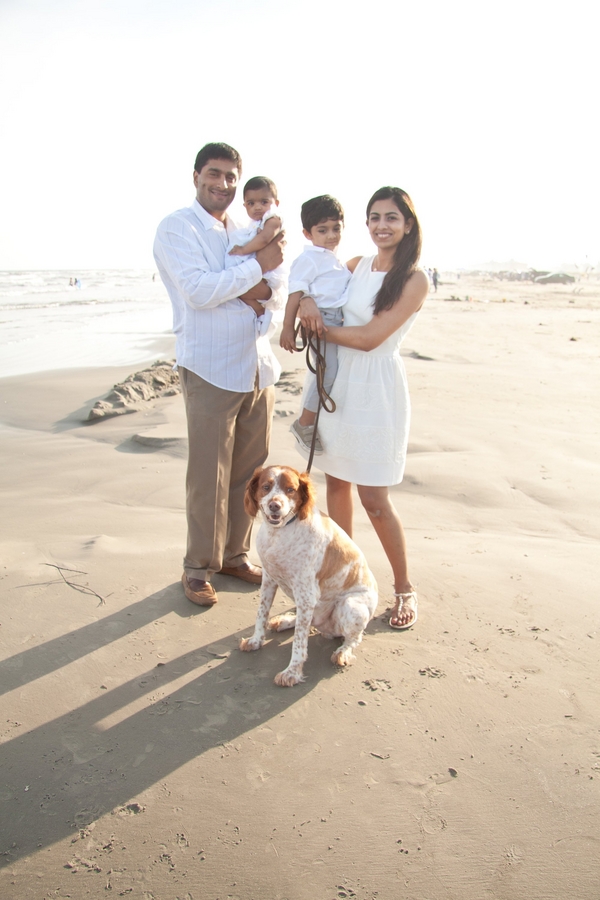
[0,269,173,378]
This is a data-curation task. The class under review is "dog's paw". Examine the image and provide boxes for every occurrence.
[331,648,356,667]
[268,614,296,632]
[239,637,263,652]
[274,668,305,687]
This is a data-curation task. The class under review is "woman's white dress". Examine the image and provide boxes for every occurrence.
[315,255,421,487]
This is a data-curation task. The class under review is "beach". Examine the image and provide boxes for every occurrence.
[1,272,600,899]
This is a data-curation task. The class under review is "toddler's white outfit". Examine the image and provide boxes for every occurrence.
[289,244,351,414]
[225,208,285,287]
[225,208,286,334]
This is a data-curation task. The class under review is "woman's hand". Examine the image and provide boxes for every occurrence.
[298,295,325,336]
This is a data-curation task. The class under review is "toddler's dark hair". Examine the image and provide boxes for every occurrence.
[243,176,278,199]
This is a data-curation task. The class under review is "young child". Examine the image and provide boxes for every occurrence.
[225,176,284,291]
[280,195,351,455]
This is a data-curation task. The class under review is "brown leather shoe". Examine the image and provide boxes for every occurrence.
[182,573,218,606]
[217,561,262,585]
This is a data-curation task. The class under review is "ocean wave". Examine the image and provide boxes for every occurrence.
[0,296,150,311]
[0,269,157,298]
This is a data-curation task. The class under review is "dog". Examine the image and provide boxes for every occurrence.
[239,465,378,686]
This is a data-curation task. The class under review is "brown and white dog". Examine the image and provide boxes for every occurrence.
[239,465,378,686]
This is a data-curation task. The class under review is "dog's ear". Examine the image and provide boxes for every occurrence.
[244,467,263,517]
[296,471,316,520]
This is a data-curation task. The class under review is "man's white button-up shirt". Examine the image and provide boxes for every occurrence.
[288,245,351,310]
[154,199,285,392]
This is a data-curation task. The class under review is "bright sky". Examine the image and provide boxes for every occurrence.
[1,0,598,271]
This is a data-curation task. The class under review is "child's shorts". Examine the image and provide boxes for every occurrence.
[303,306,343,414]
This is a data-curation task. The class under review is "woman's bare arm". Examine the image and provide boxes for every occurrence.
[326,270,429,351]
[298,257,361,334]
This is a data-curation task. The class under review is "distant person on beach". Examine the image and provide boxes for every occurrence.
[153,142,286,608]
[432,268,439,292]
[280,194,350,454]
[297,187,428,631]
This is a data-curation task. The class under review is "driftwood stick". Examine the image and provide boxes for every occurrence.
[43,563,106,606]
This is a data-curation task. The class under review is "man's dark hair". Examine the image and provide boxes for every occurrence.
[301,195,344,232]
[243,176,278,199]
[194,142,242,174]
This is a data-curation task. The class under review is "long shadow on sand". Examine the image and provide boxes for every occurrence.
[0,585,334,865]
[0,583,194,697]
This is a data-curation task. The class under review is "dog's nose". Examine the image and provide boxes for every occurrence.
[269,501,282,512]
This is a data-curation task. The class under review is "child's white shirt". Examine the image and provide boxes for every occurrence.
[225,207,286,294]
[225,220,260,255]
[288,245,351,310]
[225,208,283,263]
[224,209,286,322]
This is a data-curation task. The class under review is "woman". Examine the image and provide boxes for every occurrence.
[298,186,428,630]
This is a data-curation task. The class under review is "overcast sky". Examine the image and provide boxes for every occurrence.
[1,0,597,270]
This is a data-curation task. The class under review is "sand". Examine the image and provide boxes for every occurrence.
[1,275,600,899]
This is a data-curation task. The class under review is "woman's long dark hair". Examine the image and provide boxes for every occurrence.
[367,187,422,314]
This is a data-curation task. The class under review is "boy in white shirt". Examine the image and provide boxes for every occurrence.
[280,195,351,454]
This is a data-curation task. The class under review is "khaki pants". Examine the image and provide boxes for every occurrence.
[178,367,274,581]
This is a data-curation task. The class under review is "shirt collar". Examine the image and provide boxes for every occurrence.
[191,198,228,232]
[304,244,338,258]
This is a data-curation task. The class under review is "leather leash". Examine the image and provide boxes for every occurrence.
[293,322,336,473]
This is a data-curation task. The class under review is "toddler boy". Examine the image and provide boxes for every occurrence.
[280,195,350,454]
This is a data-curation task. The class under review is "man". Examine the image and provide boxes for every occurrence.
[154,142,285,607]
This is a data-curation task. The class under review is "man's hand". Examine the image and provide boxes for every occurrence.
[298,295,325,336]
[256,231,285,274]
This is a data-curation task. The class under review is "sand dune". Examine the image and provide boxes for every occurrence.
[1,276,599,898]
